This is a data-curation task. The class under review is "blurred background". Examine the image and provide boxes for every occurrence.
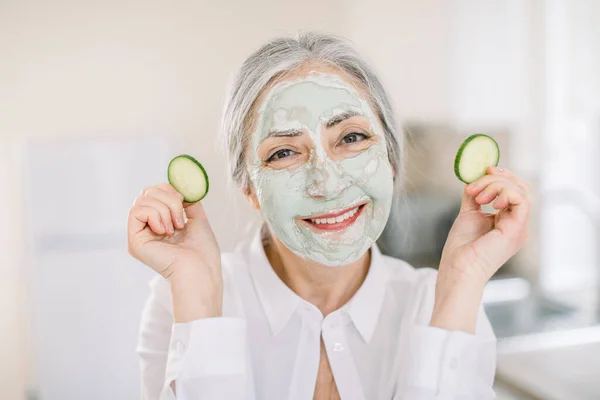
[1,0,599,399]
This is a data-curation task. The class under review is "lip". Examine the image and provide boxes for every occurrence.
[300,199,369,220]
[299,203,367,232]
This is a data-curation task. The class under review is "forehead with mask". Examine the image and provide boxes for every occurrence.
[245,63,395,266]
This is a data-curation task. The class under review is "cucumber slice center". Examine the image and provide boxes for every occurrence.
[455,134,500,184]
[168,155,209,202]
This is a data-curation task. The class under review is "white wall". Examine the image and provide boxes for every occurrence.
[539,0,600,291]
[0,143,28,400]
[343,0,531,126]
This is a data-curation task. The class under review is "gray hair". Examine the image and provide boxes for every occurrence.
[221,31,404,193]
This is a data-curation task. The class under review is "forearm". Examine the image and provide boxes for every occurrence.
[394,270,496,399]
[429,269,485,334]
[152,265,249,399]
[168,264,223,323]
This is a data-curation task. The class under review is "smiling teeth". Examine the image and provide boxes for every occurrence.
[310,207,359,224]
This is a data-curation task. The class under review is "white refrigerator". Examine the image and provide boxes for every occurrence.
[21,136,174,400]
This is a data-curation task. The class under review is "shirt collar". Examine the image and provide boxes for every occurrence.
[245,230,389,342]
[342,242,389,343]
[246,230,302,336]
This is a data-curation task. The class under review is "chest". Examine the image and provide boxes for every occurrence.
[313,338,341,400]
[247,313,398,400]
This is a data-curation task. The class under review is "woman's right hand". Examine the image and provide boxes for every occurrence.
[127,183,223,321]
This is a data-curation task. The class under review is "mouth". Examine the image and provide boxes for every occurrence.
[299,202,368,232]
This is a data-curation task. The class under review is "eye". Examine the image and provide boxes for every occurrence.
[267,148,296,162]
[341,132,369,145]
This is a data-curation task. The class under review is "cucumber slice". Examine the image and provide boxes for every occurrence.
[167,155,209,202]
[454,134,500,184]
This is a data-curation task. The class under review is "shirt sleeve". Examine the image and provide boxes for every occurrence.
[393,271,497,399]
[137,276,253,400]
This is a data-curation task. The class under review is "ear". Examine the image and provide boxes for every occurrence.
[243,184,261,211]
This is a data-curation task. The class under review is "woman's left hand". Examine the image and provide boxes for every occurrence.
[431,166,531,333]
[439,166,532,287]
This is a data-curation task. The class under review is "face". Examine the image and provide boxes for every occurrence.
[247,68,394,266]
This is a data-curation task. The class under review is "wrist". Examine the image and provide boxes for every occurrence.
[430,268,486,334]
[168,261,223,323]
[437,257,489,288]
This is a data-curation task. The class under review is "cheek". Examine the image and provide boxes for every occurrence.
[253,167,309,218]
[338,144,393,188]
[365,163,394,204]
[362,163,394,207]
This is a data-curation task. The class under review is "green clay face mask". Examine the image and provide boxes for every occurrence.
[248,72,394,266]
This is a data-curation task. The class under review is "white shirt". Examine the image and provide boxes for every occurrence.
[137,230,497,400]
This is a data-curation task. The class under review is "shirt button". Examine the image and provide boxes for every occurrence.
[449,357,458,370]
[176,340,186,351]
[332,342,344,352]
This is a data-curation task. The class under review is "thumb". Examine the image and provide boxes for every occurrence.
[460,186,481,213]
[183,200,208,220]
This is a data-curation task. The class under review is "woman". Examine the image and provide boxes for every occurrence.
[129,32,530,400]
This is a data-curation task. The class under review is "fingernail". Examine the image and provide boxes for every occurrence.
[496,167,504,172]
[179,217,185,228]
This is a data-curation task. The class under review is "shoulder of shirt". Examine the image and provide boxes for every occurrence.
[379,253,438,289]
[381,253,497,339]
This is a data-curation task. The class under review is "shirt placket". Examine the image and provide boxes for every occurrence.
[288,304,323,400]
[322,312,367,400]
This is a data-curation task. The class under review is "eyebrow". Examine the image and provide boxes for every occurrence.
[264,128,303,139]
[263,110,363,140]
[325,110,362,128]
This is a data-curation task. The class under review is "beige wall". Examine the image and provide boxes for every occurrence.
[1,0,540,398]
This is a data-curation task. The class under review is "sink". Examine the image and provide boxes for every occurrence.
[485,295,580,338]
[484,279,600,399]
[483,278,599,338]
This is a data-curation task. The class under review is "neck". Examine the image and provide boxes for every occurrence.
[264,232,371,317]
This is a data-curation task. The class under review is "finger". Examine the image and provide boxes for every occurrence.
[497,186,530,226]
[155,183,185,200]
[475,181,525,206]
[135,196,175,234]
[460,185,481,213]
[467,174,516,198]
[128,206,147,236]
[492,185,525,210]
[486,166,531,192]
[142,187,185,229]
[142,183,185,200]
[128,205,166,236]
[142,206,167,235]
[183,200,208,220]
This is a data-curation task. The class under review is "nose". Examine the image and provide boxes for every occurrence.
[306,154,352,199]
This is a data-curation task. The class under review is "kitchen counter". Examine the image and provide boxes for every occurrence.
[485,282,600,400]
[495,326,600,400]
